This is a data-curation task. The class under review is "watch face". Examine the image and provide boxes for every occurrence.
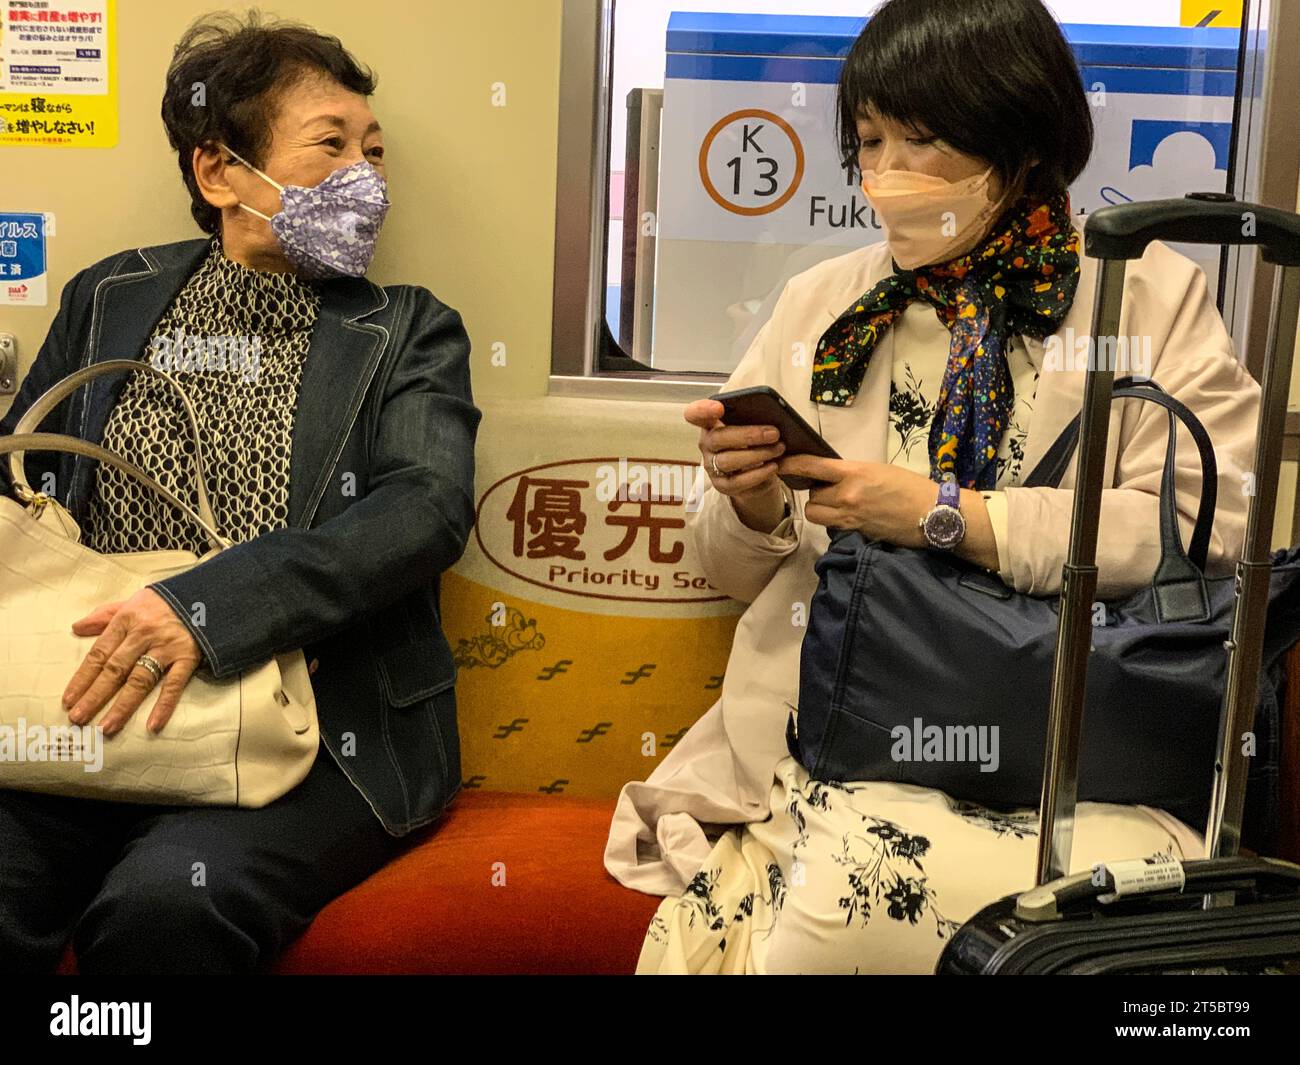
[924,505,966,549]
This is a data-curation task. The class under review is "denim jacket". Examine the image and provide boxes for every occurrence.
[0,238,480,835]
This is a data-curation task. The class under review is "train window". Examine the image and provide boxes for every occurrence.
[550,1,1278,391]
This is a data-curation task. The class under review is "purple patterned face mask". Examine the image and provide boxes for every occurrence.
[221,144,390,280]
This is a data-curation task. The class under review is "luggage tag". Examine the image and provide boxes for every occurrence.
[1095,852,1187,903]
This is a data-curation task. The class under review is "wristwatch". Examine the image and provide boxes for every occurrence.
[919,476,966,550]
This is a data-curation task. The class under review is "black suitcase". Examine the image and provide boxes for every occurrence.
[937,193,1300,976]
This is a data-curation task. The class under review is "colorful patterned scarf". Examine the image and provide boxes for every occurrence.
[811,194,1081,490]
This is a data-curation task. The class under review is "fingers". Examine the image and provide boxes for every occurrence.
[146,658,199,734]
[709,442,786,477]
[684,398,725,429]
[803,501,843,528]
[63,611,132,716]
[699,424,785,494]
[778,454,846,484]
[706,424,780,453]
[68,634,152,726]
[64,591,206,735]
[715,461,782,495]
[704,443,786,500]
[70,600,125,637]
[97,660,164,737]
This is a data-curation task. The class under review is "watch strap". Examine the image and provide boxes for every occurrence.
[937,477,961,509]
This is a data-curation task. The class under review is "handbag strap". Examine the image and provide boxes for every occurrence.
[8,358,219,539]
[1020,378,1219,623]
[0,431,232,550]
[1021,378,1180,493]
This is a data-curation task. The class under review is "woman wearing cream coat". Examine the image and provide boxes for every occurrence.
[605,0,1260,974]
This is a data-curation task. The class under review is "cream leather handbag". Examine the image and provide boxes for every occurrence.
[0,360,319,807]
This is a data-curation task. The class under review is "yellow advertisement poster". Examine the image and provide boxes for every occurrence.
[1181,1,1244,27]
[0,0,117,147]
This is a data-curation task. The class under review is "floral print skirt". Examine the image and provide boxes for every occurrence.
[637,756,1203,975]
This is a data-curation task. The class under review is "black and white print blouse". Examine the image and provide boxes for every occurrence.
[85,238,321,555]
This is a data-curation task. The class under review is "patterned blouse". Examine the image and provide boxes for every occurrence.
[85,238,321,555]
[887,334,1039,490]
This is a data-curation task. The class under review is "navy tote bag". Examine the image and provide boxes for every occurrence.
[789,379,1300,832]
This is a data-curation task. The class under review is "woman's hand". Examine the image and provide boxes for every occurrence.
[685,398,788,534]
[778,455,932,546]
[778,454,1001,570]
[62,589,203,737]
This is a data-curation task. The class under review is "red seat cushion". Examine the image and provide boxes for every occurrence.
[57,792,661,975]
[276,791,660,974]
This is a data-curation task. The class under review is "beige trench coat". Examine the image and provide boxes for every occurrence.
[605,223,1262,896]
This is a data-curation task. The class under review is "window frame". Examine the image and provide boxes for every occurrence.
[550,0,721,400]
[1224,0,1300,384]
[551,0,1300,410]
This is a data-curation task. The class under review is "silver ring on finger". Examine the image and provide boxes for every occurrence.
[135,654,165,687]
[710,453,727,479]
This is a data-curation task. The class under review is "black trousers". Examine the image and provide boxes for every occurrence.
[0,743,411,974]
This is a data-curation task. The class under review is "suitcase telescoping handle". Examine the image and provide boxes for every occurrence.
[1036,193,1300,886]
[1085,192,1300,265]
[1016,856,1300,923]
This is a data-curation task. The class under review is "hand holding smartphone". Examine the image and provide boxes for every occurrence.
[711,386,841,490]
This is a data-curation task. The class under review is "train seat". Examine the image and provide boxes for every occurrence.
[55,640,1300,975]
[55,790,658,975]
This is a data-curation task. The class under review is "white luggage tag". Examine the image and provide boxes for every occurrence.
[1096,852,1187,903]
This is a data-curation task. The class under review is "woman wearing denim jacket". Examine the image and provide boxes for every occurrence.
[0,13,478,973]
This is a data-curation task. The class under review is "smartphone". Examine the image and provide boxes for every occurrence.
[711,385,841,491]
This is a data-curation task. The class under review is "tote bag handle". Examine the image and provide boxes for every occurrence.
[6,359,227,552]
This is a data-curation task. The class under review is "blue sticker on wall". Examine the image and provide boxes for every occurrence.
[1130,119,1233,172]
[0,212,48,306]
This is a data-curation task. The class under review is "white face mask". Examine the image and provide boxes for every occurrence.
[861,166,1000,270]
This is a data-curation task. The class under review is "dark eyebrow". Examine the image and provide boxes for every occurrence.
[302,115,383,136]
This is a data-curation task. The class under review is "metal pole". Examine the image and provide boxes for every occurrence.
[1035,257,1127,886]
[1206,264,1300,860]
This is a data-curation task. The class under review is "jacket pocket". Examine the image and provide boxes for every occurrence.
[376,634,458,708]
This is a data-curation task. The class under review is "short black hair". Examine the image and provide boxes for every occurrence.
[837,0,1094,203]
[161,10,377,235]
